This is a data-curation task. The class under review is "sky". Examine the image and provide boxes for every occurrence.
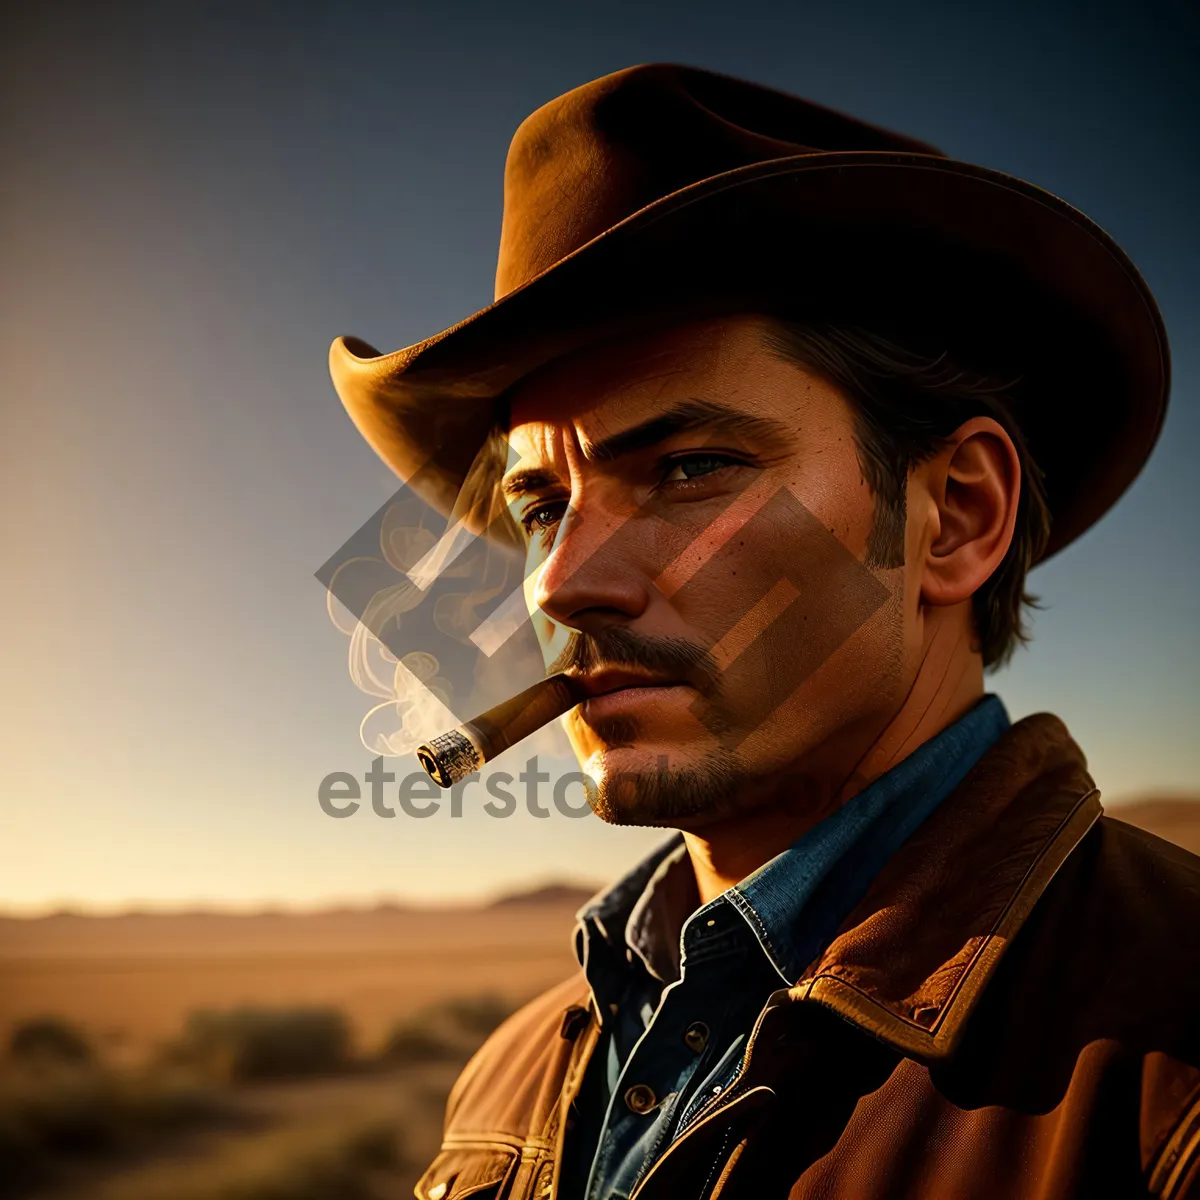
[1,0,1197,913]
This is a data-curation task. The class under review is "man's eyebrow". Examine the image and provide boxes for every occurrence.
[500,399,794,499]
[590,398,796,463]
[501,467,560,500]
[586,399,792,463]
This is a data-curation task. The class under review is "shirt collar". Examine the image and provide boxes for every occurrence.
[573,834,685,979]
[574,694,1011,994]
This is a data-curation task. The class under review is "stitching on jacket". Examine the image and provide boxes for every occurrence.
[924,789,1100,1035]
[416,1143,519,1200]
[442,1133,535,1151]
[1164,1120,1200,1200]
[698,1128,735,1200]
[1151,1089,1200,1198]
[627,1087,772,1199]
[802,788,1099,1055]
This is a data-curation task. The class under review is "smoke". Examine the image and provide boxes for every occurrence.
[321,486,551,758]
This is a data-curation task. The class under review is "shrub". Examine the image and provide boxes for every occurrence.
[223,1121,402,1200]
[172,1007,351,1083]
[0,1062,232,1196]
[379,992,515,1065]
[7,1017,93,1066]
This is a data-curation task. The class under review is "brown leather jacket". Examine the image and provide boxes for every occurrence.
[415,715,1200,1200]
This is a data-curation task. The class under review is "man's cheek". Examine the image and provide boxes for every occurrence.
[672,487,891,750]
[653,478,783,600]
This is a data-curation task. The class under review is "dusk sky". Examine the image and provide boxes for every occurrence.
[2,0,1197,913]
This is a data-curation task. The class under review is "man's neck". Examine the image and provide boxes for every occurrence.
[682,617,985,906]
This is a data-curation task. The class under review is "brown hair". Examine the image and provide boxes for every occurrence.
[759,317,1051,669]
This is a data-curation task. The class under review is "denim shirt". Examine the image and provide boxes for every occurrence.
[563,695,1011,1200]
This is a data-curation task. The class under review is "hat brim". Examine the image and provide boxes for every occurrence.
[329,151,1169,560]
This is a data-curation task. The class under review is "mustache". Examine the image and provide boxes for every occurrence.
[546,627,722,696]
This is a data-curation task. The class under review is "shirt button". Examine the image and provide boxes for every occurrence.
[683,1021,709,1053]
[624,1083,657,1114]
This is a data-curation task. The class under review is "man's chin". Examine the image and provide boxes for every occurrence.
[584,746,748,828]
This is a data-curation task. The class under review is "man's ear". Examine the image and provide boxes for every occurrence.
[917,416,1021,608]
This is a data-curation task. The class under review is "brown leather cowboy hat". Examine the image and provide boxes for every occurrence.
[329,63,1169,559]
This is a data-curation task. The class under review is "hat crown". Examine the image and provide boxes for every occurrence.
[495,63,942,300]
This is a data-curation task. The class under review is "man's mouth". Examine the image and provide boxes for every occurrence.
[567,668,689,720]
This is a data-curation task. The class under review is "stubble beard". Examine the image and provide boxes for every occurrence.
[583,711,754,827]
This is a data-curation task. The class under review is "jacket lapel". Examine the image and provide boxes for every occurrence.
[793,712,1102,1061]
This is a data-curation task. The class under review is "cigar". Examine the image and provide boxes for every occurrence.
[415,673,583,788]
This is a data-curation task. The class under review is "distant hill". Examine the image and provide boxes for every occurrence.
[0,882,602,925]
[1106,796,1200,856]
[487,882,598,909]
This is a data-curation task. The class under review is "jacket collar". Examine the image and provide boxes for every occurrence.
[790,712,1102,1063]
[731,695,1012,985]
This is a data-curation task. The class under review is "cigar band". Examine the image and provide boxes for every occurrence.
[416,726,486,788]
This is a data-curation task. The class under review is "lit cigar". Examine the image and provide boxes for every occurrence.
[416,673,584,788]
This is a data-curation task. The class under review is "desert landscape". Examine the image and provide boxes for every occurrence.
[1,801,1196,1199]
[0,886,590,1200]
[0,888,590,1066]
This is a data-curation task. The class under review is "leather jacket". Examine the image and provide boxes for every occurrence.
[415,714,1200,1200]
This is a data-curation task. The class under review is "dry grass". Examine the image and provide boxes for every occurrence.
[0,900,583,1199]
[0,905,581,1062]
[18,1064,462,1200]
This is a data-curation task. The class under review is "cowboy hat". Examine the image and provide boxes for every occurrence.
[329,63,1169,559]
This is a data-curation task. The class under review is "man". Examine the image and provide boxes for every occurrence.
[330,65,1200,1199]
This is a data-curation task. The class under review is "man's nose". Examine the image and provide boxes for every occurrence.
[532,501,652,634]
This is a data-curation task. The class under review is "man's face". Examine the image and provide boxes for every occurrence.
[503,314,916,828]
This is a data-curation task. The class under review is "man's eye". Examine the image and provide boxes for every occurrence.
[661,453,740,483]
[520,501,566,535]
